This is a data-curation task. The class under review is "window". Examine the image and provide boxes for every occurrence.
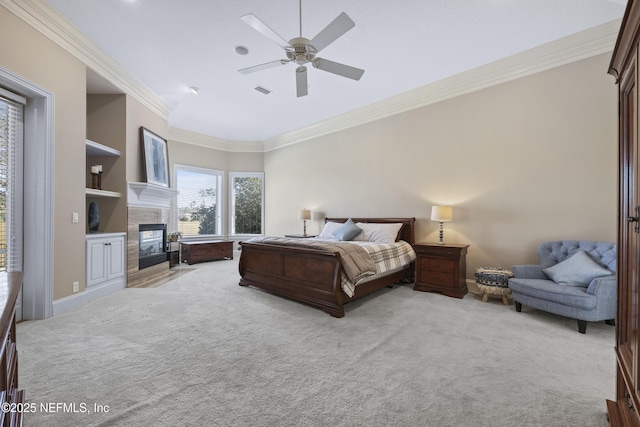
[0,88,24,273]
[229,172,264,236]
[174,165,223,237]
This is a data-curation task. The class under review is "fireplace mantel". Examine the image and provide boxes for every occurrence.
[128,182,178,209]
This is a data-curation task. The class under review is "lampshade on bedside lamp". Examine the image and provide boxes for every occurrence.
[299,209,311,236]
[431,205,453,245]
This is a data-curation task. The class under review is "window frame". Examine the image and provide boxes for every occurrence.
[172,164,224,238]
[229,172,264,237]
[0,89,25,274]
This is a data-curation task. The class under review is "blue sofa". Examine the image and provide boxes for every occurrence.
[508,240,617,334]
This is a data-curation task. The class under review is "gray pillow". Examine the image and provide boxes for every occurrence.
[542,250,612,287]
[332,218,363,241]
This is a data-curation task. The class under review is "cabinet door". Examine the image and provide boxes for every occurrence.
[107,236,125,280]
[617,47,640,423]
[86,238,107,287]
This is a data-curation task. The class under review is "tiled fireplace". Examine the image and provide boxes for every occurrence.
[127,182,177,288]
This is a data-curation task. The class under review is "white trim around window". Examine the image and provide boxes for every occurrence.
[172,164,224,238]
[229,172,264,237]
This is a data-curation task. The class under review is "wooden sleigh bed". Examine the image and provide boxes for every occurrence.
[238,217,416,317]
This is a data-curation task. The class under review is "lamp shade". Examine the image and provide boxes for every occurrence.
[298,209,311,220]
[431,205,453,222]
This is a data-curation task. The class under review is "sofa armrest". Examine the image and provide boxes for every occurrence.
[586,275,617,296]
[512,264,547,279]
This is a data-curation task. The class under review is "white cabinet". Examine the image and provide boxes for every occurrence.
[86,233,125,288]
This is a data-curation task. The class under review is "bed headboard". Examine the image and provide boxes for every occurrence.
[324,217,416,245]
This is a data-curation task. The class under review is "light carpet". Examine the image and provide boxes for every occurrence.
[17,251,615,426]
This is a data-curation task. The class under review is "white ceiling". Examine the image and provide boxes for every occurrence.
[44,0,626,143]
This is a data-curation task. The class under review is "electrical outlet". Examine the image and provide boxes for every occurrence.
[72,281,79,293]
[72,212,79,223]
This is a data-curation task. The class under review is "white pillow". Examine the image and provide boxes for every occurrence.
[352,222,403,243]
[542,250,612,287]
[317,222,342,239]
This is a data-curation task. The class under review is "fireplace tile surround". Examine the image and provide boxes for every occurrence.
[127,182,178,288]
[127,206,170,288]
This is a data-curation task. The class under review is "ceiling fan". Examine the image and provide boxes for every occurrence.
[238,0,365,97]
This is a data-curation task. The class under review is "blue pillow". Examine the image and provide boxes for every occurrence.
[542,250,612,287]
[332,218,363,241]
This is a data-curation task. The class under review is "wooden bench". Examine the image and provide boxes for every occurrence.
[180,240,234,265]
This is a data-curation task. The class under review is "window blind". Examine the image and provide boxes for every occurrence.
[0,88,24,273]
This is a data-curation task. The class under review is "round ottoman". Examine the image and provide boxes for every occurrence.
[475,267,514,305]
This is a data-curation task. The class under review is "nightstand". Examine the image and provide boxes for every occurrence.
[284,234,317,238]
[413,243,469,298]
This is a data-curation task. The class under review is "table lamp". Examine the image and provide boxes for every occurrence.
[299,209,311,236]
[431,205,453,245]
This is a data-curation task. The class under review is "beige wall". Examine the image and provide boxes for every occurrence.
[0,1,619,304]
[0,7,87,300]
[126,97,169,183]
[264,53,617,277]
[168,141,264,172]
[0,6,172,302]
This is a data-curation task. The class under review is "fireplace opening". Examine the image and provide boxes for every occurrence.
[139,223,167,270]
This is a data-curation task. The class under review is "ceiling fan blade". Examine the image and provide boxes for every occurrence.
[241,13,291,49]
[238,59,289,74]
[309,12,355,53]
[312,58,364,81]
[296,66,308,97]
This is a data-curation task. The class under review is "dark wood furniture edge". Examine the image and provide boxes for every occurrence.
[609,0,640,80]
[413,243,469,298]
[181,240,234,265]
[239,218,415,317]
[0,272,24,427]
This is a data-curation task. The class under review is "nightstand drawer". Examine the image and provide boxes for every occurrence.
[413,242,469,299]
[419,257,455,273]
[428,272,455,286]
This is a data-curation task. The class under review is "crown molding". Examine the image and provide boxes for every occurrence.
[168,128,264,153]
[262,19,621,152]
[1,0,171,119]
[2,0,621,153]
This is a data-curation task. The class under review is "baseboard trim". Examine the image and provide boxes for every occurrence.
[52,278,125,316]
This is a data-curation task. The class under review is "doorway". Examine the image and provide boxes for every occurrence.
[0,66,54,320]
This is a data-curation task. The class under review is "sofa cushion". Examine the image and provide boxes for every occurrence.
[508,278,597,310]
[542,250,612,287]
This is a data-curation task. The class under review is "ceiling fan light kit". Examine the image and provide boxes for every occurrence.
[238,1,364,97]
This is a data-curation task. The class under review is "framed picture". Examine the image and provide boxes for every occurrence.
[140,127,169,187]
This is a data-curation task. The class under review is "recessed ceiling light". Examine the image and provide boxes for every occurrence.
[189,86,200,95]
[235,45,249,55]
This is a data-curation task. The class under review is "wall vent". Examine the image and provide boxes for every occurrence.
[254,86,271,95]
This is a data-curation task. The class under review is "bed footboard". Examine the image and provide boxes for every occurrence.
[239,242,347,317]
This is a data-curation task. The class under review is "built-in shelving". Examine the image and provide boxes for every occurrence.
[86,138,121,199]
[85,188,121,198]
[86,139,120,157]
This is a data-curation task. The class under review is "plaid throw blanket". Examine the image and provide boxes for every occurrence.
[341,241,416,297]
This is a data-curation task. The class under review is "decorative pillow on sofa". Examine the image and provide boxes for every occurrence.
[332,218,363,241]
[542,250,613,287]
